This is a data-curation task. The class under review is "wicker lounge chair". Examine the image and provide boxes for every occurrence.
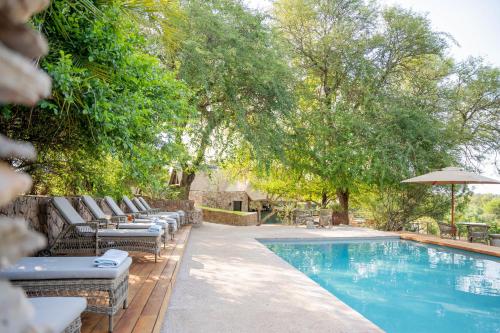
[133,197,154,214]
[135,197,184,227]
[49,197,162,261]
[122,195,148,216]
[123,196,181,228]
[137,197,160,214]
[438,222,454,239]
[1,256,131,332]
[30,297,86,333]
[104,196,147,223]
[133,197,159,214]
[105,196,177,239]
[138,197,186,225]
[80,195,170,245]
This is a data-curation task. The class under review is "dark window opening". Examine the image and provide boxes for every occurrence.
[233,201,242,211]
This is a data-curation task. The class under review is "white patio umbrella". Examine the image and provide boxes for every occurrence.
[401,167,500,233]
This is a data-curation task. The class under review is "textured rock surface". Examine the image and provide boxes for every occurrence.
[190,190,249,211]
[188,208,203,227]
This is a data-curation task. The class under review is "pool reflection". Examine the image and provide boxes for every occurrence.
[266,240,500,333]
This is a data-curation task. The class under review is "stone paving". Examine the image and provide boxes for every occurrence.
[163,222,398,333]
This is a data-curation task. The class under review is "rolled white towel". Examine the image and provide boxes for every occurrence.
[94,249,129,268]
[148,224,162,233]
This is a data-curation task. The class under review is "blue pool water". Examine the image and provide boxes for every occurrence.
[264,239,500,333]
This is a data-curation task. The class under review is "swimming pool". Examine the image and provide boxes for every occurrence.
[263,239,500,333]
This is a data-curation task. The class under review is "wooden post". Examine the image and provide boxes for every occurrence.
[451,184,456,238]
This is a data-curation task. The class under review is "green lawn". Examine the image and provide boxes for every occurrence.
[200,206,254,216]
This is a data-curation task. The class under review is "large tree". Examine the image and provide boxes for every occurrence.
[173,0,294,197]
[273,0,454,223]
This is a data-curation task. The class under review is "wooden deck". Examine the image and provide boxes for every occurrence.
[400,232,500,257]
[82,225,192,333]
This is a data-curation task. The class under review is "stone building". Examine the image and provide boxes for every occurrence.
[188,168,267,212]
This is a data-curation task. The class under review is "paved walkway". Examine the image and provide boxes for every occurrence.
[162,223,396,333]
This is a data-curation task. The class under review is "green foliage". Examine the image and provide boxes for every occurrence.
[173,0,294,192]
[224,0,498,230]
[1,0,193,197]
[456,194,500,233]
[1,0,497,226]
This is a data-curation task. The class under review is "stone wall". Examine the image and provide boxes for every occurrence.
[202,208,258,226]
[189,190,249,212]
[143,197,194,212]
[0,195,90,247]
[0,195,201,248]
[0,195,51,238]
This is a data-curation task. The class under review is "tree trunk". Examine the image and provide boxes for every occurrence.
[169,169,178,185]
[321,192,328,208]
[336,188,349,225]
[261,209,277,223]
[179,171,196,199]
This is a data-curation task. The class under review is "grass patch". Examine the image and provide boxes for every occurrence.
[200,206,253,216]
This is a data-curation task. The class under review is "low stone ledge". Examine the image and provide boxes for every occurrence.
[201,207,258,226]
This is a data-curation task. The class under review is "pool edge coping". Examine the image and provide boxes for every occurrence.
[253,236,385,333]
[257,234,500,258]
[400,234,500,258]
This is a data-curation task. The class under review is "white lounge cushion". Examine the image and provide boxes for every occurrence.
[122,196,140,213]
[52,197,85,224]
[105,196,126,216]
[140,213,179,221]
[133,198,148,211]
[156,212,180,218]
[139,216,178,230]
[134,218,154,223]
[0,256,132,280]
[98,229,161,237]
[30,297,86,333]
[118,220,168,228]
[82,195,107,220]
[137,197,150,209]
[117,222,157,229]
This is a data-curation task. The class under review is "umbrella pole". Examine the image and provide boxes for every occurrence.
[451,184,456,238]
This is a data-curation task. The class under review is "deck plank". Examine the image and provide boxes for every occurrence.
[80,225,192,333]
[136,228,191,333]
